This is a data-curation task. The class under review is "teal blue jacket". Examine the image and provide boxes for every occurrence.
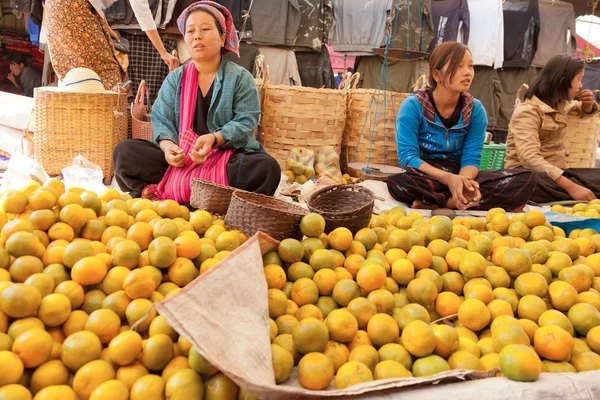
[151,58,264,152]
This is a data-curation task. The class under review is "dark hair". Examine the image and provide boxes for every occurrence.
[428,41,470,90]
[186,10,223,36]
[524,54,583,108]
[7,54,28,66]
[347,67,353,73]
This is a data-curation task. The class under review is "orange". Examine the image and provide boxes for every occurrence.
[147,237,177,269]
[270,344,294,384]
[458,299,491,331]
[141,334,174,372]
[312,268,337,295]
[491,324,530,353]
[568,303,600,336]
[12,328,53,368]
[166,258,197,288]
[0,283,41,318]
[346,297,377,330]
[72,359,115,400]
[0,351,24,386]
[378,343,412,371]
[514,272,548,298]
[30,359,70,394]
[125,299,157,332]
[401,320,436,357]
[9,255,44,283]
[291,278,319,307]
[432,324,459,358]
[37,293,71,327]
[267,289,288,319]
[5,231,40,258]
[445,247,468,271]
[367,289,395,314]
[62,241,95,269]
[517,295,547,324]
[59,204,88,231]
[325,309,358,343]
[534,325,573,361]
[292,317,329,354]
[297,352,334,390]
[332,279,361,307]
[406,278,437,307]
[586,326,600,353]
[499,344,541,382]
[129,374,165,400]
[501,248,532,277]
[71,257,107,286]
[435,291,462,317]
[406,246,432,270]
[61,331,102,372]
[334,361,373,389]
[108,331,143,366]
[328,228,353,252]
[412,354,451,377]
[538,309,575,336]
[85,309,121,344]
[348,345,379,373]
[570,351,600,372]
[161,356,191,382]
[559,266,591,293]
[54,280,85,310]
[356,264,386,293]
[547,281,578,311]
[366,313,398,347]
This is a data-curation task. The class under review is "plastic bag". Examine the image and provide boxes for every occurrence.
[315,146,342,184]
[283,147,315,184]
[0,154,49,190]
[61,155,108,195]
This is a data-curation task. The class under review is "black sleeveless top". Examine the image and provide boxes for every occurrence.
[194,83,214,136]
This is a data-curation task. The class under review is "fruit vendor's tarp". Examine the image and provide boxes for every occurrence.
[157,232,498,399]
[544,211,600,236]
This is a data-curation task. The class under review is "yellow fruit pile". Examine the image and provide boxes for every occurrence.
[314,146,342,184]
[266,208,600,389]
[551,201,600,219]
[0,180,259,400]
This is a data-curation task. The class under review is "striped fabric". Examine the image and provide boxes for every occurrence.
[146,62,233,204]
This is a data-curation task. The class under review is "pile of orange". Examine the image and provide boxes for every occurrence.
[0,181,255,399]
[2,179,600,396]
[266,207,600,389]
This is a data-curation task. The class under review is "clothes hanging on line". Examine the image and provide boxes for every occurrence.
[258,46,302,86]
[428,0,470,53]
[502,0,540,69]
[531,0,576,68]
[467,0,503,68]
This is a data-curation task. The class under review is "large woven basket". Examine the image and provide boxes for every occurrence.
[307,184,375,234]
[342,74,408,171]
[224,190,308,241]
[33,88,128,182]
[565,111,600,168]
[260,83,347,169]
[190,179,235,216]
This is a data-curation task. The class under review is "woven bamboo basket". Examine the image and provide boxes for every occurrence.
[341,73,409,171]
[224,190,308,241]
[190,179,236,216]
[307,184,375,234]
[33,88,127,182]
[260,82,347,169]
[565,110,600,168]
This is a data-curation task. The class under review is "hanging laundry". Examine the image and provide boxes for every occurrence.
[428,0,469,53]
[258,46,302,86]
[390,0,435,53]
[293,0,333,52]
[250,0,301,46]
[27,16,39,46]
[502,0,540,69]
[224,42,261,77]
[355,56,428,93]
[295,46,335,88]
[330,0,391,55]
[531,0,576,68]
[467,0,504,68]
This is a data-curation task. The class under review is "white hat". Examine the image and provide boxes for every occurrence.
[57,68,107,93]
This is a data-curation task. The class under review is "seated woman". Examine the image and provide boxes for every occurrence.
[505,54,600,203]
[7,54,42,97]
[113,1,280,203]
[387,41,535,211]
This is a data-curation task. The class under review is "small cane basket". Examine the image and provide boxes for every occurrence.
[307,184,375,234]
[224,190,308,241]
[190,179,236,216]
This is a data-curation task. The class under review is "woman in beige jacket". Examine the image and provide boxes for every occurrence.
[505,54,599,203]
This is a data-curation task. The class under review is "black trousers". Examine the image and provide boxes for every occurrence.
[113,139,281,198]
[531,169,600,204]
[386,160,536,212]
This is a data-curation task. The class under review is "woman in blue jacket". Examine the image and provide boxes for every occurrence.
[387,42,535,211]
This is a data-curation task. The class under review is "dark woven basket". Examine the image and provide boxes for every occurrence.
[224,190,308,241]
[190,179,235,216]
[307,184,375,234]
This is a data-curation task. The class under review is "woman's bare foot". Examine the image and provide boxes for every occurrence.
[412,200,439,210]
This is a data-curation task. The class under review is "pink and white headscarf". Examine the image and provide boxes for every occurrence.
[177,1,240,57]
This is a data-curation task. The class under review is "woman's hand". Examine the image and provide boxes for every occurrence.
[190,134,216,164]
[165,145,185,167]
[567,183,596,201]
[7,72,17,86]
[161,52,180,72]
[580,89,596,114]
[444,174,481,210]
[108,26,120,41]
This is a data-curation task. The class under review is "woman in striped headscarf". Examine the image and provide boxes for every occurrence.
[113,1,281,203]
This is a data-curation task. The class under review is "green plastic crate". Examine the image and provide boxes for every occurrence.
[480,143,506,171]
